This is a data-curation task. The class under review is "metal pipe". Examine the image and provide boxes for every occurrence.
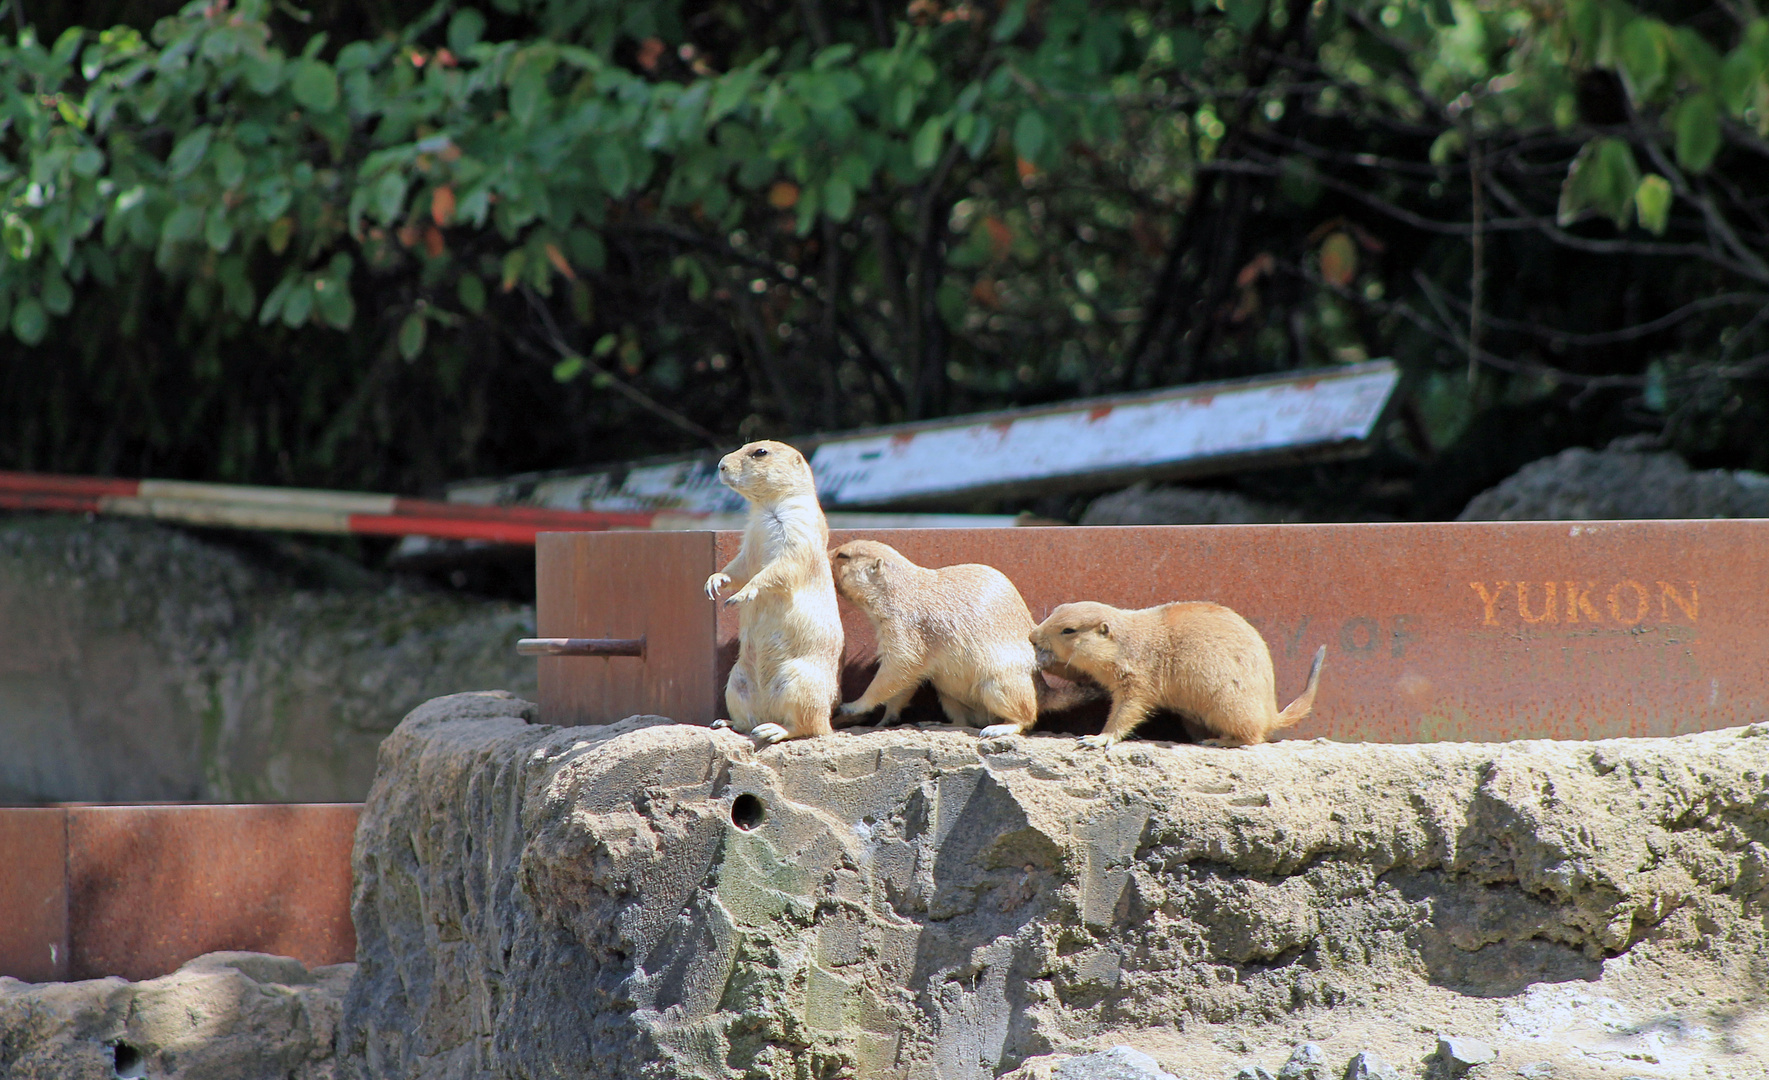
[517,637,646,658]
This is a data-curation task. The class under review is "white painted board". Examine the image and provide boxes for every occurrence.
[448,361,1399,512]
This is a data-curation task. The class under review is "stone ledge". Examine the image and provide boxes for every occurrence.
[341,691,1769,1080]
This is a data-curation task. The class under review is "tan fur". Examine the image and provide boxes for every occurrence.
[830,540,1101,739]
[703,440,843,744]
[1030,600,1325,749]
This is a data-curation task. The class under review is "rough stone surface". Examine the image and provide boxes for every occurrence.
[1458,440,1769,521]
[1343,1050,1402,1080]
[1078,483,1308,526]
[1050,1045,1178,1080]
[1278,1042,1327,1079]
[344,692,1769,1079]
[0,951,351,1079]
[1430,1036,1496,1077]
[0,515,535,802]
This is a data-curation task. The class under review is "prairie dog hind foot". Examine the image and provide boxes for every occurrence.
[750,722,790,744]
[978,723,1025,739]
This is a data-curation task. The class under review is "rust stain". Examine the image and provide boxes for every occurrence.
[1087,406,1113,422]
[1,804,359,981]
[535,521,1769,744]
[889,432,915,448]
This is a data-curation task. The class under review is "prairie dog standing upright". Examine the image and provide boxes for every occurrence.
[830,540,1100,738]
[1030,600,1324,749]
[703,440,843,744]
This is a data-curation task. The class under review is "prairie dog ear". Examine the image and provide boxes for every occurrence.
[867,557,885,579]
[1097,622,1111,637]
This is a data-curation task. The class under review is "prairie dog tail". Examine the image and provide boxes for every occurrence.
[1275,645,1327,728]
[1034,671,1107,714]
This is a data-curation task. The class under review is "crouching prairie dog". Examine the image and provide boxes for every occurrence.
[1030,600,1325,749]
[703,440,843,744]
[830,539,1101,738]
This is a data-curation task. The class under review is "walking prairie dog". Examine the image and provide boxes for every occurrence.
[1030,600,1324,749]
[703,440,843,744]
[830,540,1100,738]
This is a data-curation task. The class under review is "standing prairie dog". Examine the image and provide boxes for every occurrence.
[830,540,1101,738]
[703,440,843,744]
[1030,600,1324,749]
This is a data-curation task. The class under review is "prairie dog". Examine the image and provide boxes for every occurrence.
[830,540,1100,738]
[703,440,843,744]
[1030,600,1324,749]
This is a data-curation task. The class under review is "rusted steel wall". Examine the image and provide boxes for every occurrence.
[538,522,1766,741]
[0,804,358,982]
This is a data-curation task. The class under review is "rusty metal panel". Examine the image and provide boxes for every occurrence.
[66,804,358,981]
[536,530,719,726]
[551,521,1769,741]
[0,808,69,982]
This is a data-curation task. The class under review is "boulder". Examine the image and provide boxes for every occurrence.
[0,951,351,1080]
[341,692,1769,1080]
[1078,483,1307,526]
[1458,439,1769,521]
[0,516,535,802]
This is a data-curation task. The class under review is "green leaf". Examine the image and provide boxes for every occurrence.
[244,52,284,95]
[168,126,213,178]
[212,142,246,188]
[592,332,618,357]
[1635,174,1672,235]
[566,227,607,271]
[1673,92,1722,172]
[282,282,313,326]
[552,355,585,381]
[448,9,487,55]
[398,312,427,359]
[593,142,632,195]
[11,297,47,345]
[1013,110,1047,163]
[1558,136,1641,227]
[509,59,549,126]
[162,204,205,243]
[457,272,487,314]
[823,175,855,221]
[2,215,35,260]
[71,147,105,178]
[1718,45,1766,115]
[912,116,946,169]
[40,274,73,316]
[315,278,354,329]
[372,172,408,225]
[993,0,1028,42]
[1169,28,1205,72]
[1424,0,1455,28]
[1223,0,1265,34]
[204,207,235,252]
[259,275,295,325]
[1670,27,1720,88]
[1617,18,1670,99]
[291,59,339,113]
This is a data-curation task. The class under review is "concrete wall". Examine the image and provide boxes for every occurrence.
[0,516,536,803]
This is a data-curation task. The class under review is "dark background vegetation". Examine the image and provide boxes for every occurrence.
[3,0,1767,530]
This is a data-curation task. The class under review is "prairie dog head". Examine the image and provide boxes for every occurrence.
[830,539,909,608]
[1030,601,1122,671]
[717,440,816,502]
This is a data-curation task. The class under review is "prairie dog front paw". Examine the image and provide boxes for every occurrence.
[724,585,759,606]
[710,718,732,730]
[837,700,871,717]
[1078,733,1119,749]
[751,722,790,744]
[704,573,731,600]
[978,723,1022,739]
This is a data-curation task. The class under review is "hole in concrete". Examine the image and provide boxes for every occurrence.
[731,792,765,830]
[112,1042,145,1079]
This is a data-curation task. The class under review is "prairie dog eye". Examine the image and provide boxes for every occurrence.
[750,447,769,458]
[1061,627,1077,635]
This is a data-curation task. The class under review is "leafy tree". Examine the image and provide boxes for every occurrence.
[2,0,1768,517]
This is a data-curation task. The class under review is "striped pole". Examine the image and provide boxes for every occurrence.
[0,471,1024,543]
[0,472,669,544]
